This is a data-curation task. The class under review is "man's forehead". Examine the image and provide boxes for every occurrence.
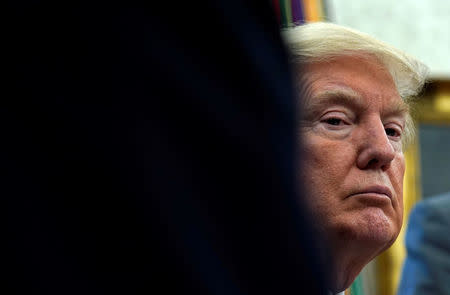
[297,53,409,119]
[301,53,399,93]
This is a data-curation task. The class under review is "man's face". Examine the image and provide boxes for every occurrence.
[300,54,405,254]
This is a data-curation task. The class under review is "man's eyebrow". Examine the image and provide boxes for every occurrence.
[304,88,409,118]
[308,89,364,109]
[304,88,367,118]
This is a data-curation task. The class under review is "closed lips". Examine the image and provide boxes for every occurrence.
[349,185,392,199]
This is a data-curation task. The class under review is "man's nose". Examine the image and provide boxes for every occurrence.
[356,120,396,171]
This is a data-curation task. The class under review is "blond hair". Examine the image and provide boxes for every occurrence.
[281,22,428,146]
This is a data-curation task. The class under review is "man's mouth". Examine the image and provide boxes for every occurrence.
[348,185,392,200]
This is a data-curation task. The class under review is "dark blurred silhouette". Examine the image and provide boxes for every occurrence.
[5,1,328,294]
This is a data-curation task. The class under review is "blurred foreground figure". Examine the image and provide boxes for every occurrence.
[282,23,428,293]
[398,192,450,295]
[5,1,328,294]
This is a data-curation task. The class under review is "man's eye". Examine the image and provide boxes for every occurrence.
[385,128,400,137]
[324,118,343,126]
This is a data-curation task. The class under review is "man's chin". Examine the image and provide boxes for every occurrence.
[329,208,400,253]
